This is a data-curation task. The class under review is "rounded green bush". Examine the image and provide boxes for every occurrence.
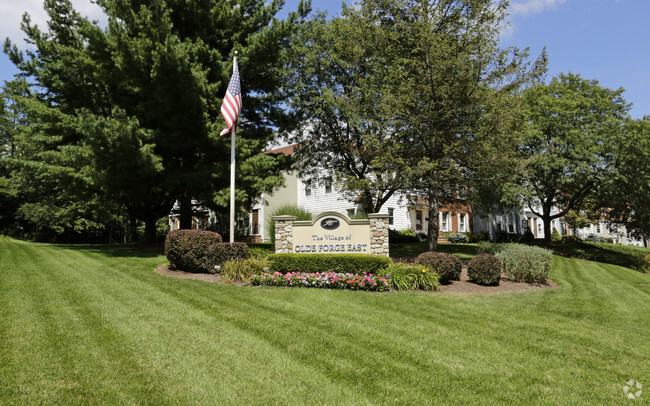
[446,233,468,243]
[165,230,223,273]
[165,230,249,273]
[415,251,461,284]
[467,253,501,286]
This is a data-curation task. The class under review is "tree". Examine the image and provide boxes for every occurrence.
[511,73,630,242]
[281,12,408,214]
[4,0,309,241]
[600,116,650,240]
[362,0,543,250]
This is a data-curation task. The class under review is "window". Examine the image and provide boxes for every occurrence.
[596,222,601,234]
[325,183,332,194]
[416,210,423,231]
[522,219,527,230]
[441,212,449,231]
[388,208,394,225]
[458,213,466,232]
[538,223,542,235]
[305,187,311,196]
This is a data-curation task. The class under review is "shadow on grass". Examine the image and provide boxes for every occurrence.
[48,242,165,259]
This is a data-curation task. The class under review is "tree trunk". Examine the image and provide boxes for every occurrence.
[542,206,552,242]
[144,218,157,243]
[129,215,139,243]
[179,193,193,229]
[426,190,439,251]
[107,222,113,244]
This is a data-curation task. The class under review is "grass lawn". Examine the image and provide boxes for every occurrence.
[390,242,478,260]
[1,236,649,405]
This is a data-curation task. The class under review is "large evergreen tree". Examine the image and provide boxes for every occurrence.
[3,0,308,241]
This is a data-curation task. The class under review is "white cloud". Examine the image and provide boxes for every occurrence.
[510,0,567,17]
[0,0,106,48]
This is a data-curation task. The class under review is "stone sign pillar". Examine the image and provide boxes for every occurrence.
[274,215,296,254]
[272,212,390,257]
[368,213,389,257]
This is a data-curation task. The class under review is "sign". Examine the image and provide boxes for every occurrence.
[292,212,372,254]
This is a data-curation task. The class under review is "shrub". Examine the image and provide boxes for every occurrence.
[211,242,250,265]
[508,233,522,243]
[446,233,468,243]
[467,231,491,243]
[389,228,420,243]
[248,243,274,259]
[496,244,552,283]
[467,254,501,286]
[561,234,581,244]
[221,257,268,283]
[266,204,312,244]
[250,271,390,291]
[522,228,535,243]
[495,230,509,243]
[415,251,461,284]
[415,231,427,242]
[385,263,440,291]
[585,234,607,243]
[476,241,505,255]
[551,228,562,242]
[267,254,392,275]
[165,230,223,273]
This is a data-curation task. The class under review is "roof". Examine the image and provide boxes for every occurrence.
[265,144,300,157]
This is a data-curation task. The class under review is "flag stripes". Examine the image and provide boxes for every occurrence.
[220,59,242,136]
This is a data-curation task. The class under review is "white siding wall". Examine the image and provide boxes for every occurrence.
[297,178,412,230]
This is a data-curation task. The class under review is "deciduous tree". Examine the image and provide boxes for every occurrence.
[370,0,543,250]
[511,73,630,241]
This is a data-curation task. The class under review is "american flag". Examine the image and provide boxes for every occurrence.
[220,59,242,136]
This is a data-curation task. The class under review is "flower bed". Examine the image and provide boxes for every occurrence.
[250,272,390,291]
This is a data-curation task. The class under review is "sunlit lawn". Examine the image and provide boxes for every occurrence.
[1,236,648,405]
[390,242,478,260]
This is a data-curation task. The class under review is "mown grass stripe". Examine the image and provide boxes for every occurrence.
[1,237,649,405]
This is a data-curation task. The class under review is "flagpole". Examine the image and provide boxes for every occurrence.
[229,51,238,244]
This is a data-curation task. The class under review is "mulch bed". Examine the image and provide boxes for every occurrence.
[155,264,222,283]
[438,267,558,295]
[155,264,558,295]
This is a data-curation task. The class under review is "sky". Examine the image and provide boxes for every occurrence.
[0,0,648,118]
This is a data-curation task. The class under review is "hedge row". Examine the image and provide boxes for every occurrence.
[165,230,249,273]
[267,254,392,275]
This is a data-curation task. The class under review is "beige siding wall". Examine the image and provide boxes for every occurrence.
[258,171,299,241]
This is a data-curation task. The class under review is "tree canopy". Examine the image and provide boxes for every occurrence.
[281,11,409,214]
[2,0,309,241]
[508,72,630,241]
